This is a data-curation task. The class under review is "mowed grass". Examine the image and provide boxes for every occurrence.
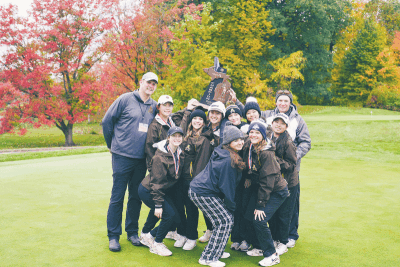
[0,122,105,149]
[1,107,400,266]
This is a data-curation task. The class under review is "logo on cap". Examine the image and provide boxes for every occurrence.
[230,108,235,113]
[253,124,260,130]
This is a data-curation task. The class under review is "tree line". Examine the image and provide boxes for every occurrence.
[0,0,399,146]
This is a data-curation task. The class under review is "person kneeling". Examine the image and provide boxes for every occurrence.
[138,126,184,256]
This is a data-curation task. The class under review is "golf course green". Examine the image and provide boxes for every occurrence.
[1,107,399,266]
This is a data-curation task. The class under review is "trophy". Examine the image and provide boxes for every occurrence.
[200,57,232,106]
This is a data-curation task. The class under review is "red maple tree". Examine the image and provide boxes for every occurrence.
[101,0,200,92]
[0,0,118,146]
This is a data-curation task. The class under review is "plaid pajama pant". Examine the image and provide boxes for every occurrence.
[189,188,233,262]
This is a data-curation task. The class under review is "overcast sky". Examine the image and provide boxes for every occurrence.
[0,0,32,16]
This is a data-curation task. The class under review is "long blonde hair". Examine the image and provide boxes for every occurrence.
[184,122,204,141]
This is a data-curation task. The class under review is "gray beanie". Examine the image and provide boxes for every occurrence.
[222,126,244,145]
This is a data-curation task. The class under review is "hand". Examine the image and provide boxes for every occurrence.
[108,148,111,154]
[187,98,199,110]
[254,209,266,221]
[229,89,237,103]
[154,208,163,219]
[244,179,252,188]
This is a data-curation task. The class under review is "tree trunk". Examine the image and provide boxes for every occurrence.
[63,123,75,147]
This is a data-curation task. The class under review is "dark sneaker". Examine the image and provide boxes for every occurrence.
[109,239,121,252]
[128,234,142,246]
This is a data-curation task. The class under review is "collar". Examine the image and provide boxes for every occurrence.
[155,114,175,127]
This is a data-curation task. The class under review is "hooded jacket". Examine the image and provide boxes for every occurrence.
[180,109,219,181]
[237,101,311,171]
[141,140,184,207]
[242,139,287,208]
[102,91,157,159]
[263,104,311,172]
[190,146,243,212]
[273,131,298,188]
[145,110,185,171]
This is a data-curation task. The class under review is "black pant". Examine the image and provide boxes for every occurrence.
[138,184,180,243]
[231,177,246,243]
[107,153,146,240]
[176,180,199,240]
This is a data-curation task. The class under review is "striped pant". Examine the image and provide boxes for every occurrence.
[189,189,233,262]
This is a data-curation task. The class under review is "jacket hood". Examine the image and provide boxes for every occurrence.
[155,114,176,127]
[152,139,182,155]
[262,137,275,151]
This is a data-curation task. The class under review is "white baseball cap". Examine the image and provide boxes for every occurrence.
[142,72,158,83]
[208,101,226,117]
[158,95,174,105]
[272,113,289,126]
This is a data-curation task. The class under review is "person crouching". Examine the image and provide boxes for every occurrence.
[189,126,246,267]
[138,126,185,256]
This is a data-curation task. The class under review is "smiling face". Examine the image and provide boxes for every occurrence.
[191,116,204,130]
[249,129,263,145]
[168,132,183,147]
[229,138,244,152]
[139,80,157,97]
[246,109,260,123]
[209,110,223,125]
[272,118,287,135]
[158,102,173,118]
[276,95,291,113]
[228,113,241,125]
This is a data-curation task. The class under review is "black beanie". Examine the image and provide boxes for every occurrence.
[189,109,207,124]
[225,105,242,118]
[244,101,261,117]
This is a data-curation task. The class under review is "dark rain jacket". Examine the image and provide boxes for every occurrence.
[190,146,243,213]
[145,110,185,171]
[263,104,311,172]
[242,139,287,208]
[141,140,184,208]
[180,109,219,181]
[273,131,298,188]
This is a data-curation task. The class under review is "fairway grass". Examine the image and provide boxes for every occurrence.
[1,154,400,266]
[1,107,400,266]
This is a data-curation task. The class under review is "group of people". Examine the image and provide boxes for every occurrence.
[102,72,311,267]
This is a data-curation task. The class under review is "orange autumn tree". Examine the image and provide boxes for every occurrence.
[367,31,400,110]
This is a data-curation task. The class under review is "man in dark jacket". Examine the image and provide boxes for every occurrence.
[102,72,158,252]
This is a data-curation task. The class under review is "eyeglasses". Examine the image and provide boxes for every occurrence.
[277,90,291,95]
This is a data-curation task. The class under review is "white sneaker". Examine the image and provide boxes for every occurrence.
[174,234,187,248]
[198,259,226,267]
[199,230,212,243]
[165,230,177,240]
[258,253,280,266]
[150,242,172,256]
[238,240,251,252]
[247,248,264,256]
[230,242,240,250]
[275,242,288,255]
[182,239,196,250]
[273,240,278,248]
[139,232,154,247]
[221,252,230,259]
[287,238,296,248]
